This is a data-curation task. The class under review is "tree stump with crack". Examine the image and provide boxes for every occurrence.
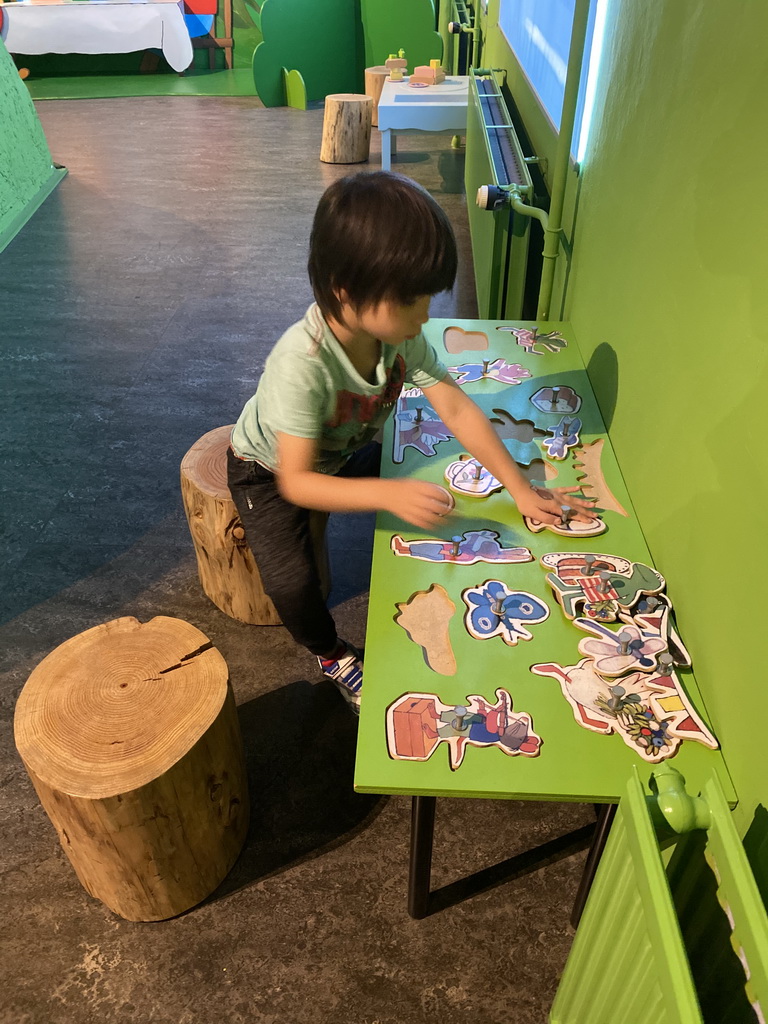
[14,615,249,921]
[180,424,330,625]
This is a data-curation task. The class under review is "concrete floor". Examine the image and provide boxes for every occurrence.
[0,97,595,1024]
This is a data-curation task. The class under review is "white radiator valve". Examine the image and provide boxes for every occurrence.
[476,184,509,211]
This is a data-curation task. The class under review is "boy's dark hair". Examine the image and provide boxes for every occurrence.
[308,171,458,324]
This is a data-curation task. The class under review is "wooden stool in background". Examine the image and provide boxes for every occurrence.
[14,616,249,922]
[364,66,390,126]
[320,93,373,163]
[180,425,330,625]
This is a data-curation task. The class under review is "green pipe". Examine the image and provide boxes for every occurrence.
[649,765,711,834]
[536,0,591,321]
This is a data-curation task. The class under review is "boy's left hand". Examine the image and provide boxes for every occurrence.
[513,484,597,526]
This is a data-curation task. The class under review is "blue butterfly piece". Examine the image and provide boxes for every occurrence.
[463,580,550,646]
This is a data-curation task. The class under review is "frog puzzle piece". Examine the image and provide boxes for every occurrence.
[447,358,532,386]
[386,688,541,770]
[462,579,549,645]
[390,529,532,565]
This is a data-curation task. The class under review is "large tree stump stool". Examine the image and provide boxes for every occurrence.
[364,66,390,126]
[320,93,373,163]
[14,616,249,922]
[180,425,330,626]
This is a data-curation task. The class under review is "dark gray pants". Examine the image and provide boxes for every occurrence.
[226,443,381,656]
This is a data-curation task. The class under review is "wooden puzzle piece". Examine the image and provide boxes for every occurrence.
[391,530,532,565]
[531,385,582,415]
[386,688,541,770]
[524,513,607,538]
[625,593,692,668]
[496,325,568,355]
[462,579,549,646]
[574,614,668,676]
[541,553,665,620]
[542,415,582,460]
[394,584,457,675]
[443,325,489,354]
[444,455,503,498]
[572,438,629,517]
[447,358,531,386]
[392,395,453,463]
[530,658,716,762]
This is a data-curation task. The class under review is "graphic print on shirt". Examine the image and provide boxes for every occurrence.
[327,354,406,428]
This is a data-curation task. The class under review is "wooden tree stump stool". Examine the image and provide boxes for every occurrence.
[320,93,373,163]
[180,425,330,626]
[14,616,249,922]
[364,66,390,126]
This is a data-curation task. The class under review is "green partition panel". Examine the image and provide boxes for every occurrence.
[360,0,442,69]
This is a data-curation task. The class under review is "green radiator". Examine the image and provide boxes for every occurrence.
[465,70,534,320]
[551,766,768,1023]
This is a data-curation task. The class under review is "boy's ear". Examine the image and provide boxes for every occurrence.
[334,288,351,305]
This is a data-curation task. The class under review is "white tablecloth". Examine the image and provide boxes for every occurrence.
[1,0,193,72]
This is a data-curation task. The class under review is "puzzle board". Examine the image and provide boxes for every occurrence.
[354,320,735,804]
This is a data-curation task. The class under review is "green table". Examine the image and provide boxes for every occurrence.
[354,319,736,917]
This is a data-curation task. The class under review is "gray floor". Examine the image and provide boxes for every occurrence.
[1,97,594,1024]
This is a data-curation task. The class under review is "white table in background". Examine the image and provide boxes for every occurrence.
[0,0,193,73]
[377,75,470,171]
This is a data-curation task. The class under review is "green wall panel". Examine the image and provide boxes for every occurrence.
[360,0,441,70]
[0,38,64,252]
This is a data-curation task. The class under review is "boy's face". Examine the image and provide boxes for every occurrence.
[351,295,432,346]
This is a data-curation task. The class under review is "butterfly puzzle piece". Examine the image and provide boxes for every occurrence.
[530,659,717,762]
[386,688,541,770]
[390,529,532,565]
[444,455,503,498]
[462,579,549,645]
[540,552,664,621]
[574,615,668,676]
[392,395,453,463]
[543,416,582,460]
[496,326,568,355]
[531,386,582,415]
[447,357,532,386]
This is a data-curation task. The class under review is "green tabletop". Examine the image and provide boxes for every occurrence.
[354,319,736,805]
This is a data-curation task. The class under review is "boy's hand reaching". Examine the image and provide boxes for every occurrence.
[382,478,455,529]
[513,484,597,526]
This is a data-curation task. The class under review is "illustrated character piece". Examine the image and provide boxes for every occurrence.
[444,455,503,498]
[462,580,549,645]
[574,615,668,676]
[531,659,717,762]
[543,416,582,460]
[390,530,532,565]
[447,358,531,386]
[531,386,582,415]
[496,326,568,355]
[392,392,453,463]
[542,554,665,621]
[525,513,607,538]
[386,688,541,770]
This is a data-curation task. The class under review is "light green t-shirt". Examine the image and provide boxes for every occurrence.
[231,304,448,474]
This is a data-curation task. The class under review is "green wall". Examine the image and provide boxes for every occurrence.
[483,1,768,848]
[0,39,64,251]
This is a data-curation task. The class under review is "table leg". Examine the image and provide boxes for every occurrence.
[570,802,617,928]
[380,129,392,171]
[408,795,436,919]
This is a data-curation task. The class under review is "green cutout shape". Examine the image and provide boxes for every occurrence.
[283,68,307,110]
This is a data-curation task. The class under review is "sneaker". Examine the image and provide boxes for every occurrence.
[318,641,363,714]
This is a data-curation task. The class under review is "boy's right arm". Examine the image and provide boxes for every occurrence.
[276,432,452,529]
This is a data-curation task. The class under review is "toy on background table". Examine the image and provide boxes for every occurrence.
[391,529,532,565]
[530,659,717,762]
[395,583,457,675]
[444,455,503,498]
[385,49,407,74]
[542,416,582,460]
[462,579,549,646]
[443,325,489,354]
[392,390,453,462]
[541,552,664,621]
[531,385,582,415]
[410,60,445,86]
[448,357,531,386]
[496,325,568,355]
[386,688,541,769]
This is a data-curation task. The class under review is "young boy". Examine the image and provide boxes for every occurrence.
[228,171,593,713]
